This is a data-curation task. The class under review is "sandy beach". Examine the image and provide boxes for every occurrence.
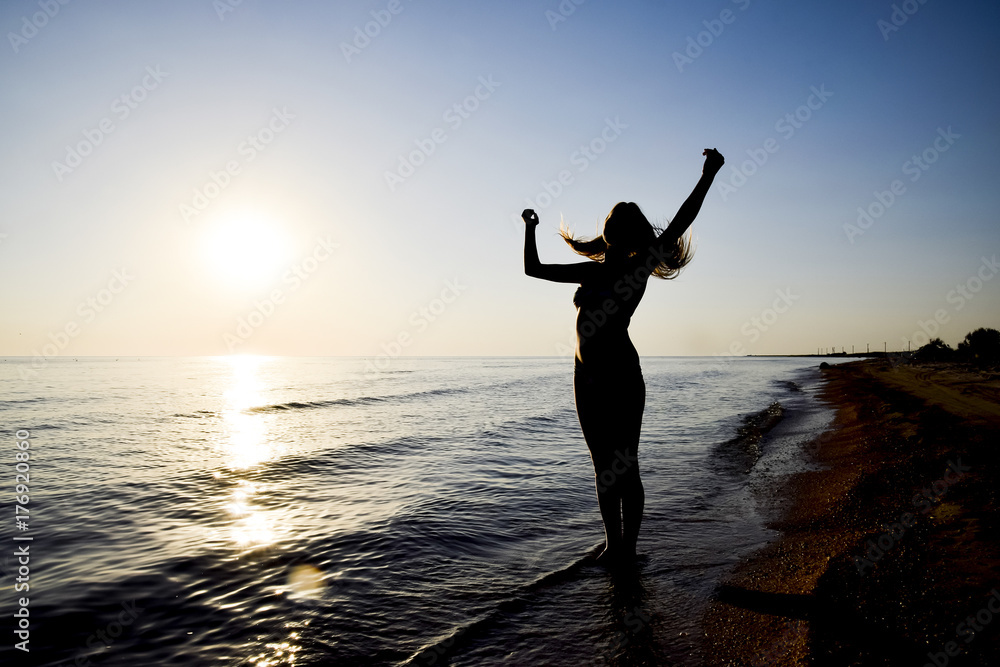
[703,359,1000,666]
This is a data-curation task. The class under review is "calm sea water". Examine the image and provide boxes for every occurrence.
[1,356,839,666]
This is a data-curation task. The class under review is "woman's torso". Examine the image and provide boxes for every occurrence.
[573,256,649,372]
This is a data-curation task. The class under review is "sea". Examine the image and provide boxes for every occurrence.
[0,355,845,666]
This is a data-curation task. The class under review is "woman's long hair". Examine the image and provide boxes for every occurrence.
[558,202,694,279]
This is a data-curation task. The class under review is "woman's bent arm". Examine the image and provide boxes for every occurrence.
[524,211,542,276]
[523,209,600,284]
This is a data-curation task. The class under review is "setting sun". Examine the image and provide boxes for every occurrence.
[200,213,294,289]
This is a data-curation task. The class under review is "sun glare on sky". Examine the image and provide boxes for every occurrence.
[201,213,294,290]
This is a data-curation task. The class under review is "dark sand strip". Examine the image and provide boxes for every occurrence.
[703,360,1000,666]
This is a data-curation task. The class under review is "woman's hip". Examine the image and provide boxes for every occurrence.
[574,360,644,389]
[573,362,645,413]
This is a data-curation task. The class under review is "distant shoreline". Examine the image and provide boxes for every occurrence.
[745,353,906,359]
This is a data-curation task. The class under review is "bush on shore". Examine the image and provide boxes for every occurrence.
[915,337,954,362]
[956,327,1000,368]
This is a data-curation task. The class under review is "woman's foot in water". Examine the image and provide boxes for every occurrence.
[595,545,618,565]
[594,545,638,568]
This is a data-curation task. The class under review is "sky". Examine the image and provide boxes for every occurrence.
[2,0,999,359]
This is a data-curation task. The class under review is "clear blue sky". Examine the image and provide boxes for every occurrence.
[2,0,998,358]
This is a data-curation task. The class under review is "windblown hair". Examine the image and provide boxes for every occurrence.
[558,201,694,279]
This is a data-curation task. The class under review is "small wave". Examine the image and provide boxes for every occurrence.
[222,433,449,481]
[402,544,604,666]
[12,422,69,431]
[244,386,467,414]
[0,396,52,406]
[525,414,557,423]
[173,410,218,419]
[719,401,785,473]
[774,379,802,393]
[246,396,382,413]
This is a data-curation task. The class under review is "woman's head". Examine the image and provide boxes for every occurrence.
[559,202,693,279]
[601,202,656,250]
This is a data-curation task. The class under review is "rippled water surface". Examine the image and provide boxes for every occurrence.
[1,356,839,666]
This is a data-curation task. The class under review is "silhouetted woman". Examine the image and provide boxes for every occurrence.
[522,148,725,565]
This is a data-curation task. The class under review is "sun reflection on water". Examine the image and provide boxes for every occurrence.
[248,632,303,666]
[220,355,278,470]
[213,355,287,551]
[199,357,324,665]
[232,512,277,548]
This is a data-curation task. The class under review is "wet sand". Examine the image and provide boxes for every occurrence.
[702,359,1000,666]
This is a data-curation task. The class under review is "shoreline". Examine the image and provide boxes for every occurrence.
[701,359,1000,665]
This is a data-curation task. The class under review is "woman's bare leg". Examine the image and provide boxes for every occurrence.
[621,376,645,559]
[594,482,624,561]
[575,371,645,564]
[621,465,644,559]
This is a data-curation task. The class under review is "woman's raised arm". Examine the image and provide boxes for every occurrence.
[655,148,725,249]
